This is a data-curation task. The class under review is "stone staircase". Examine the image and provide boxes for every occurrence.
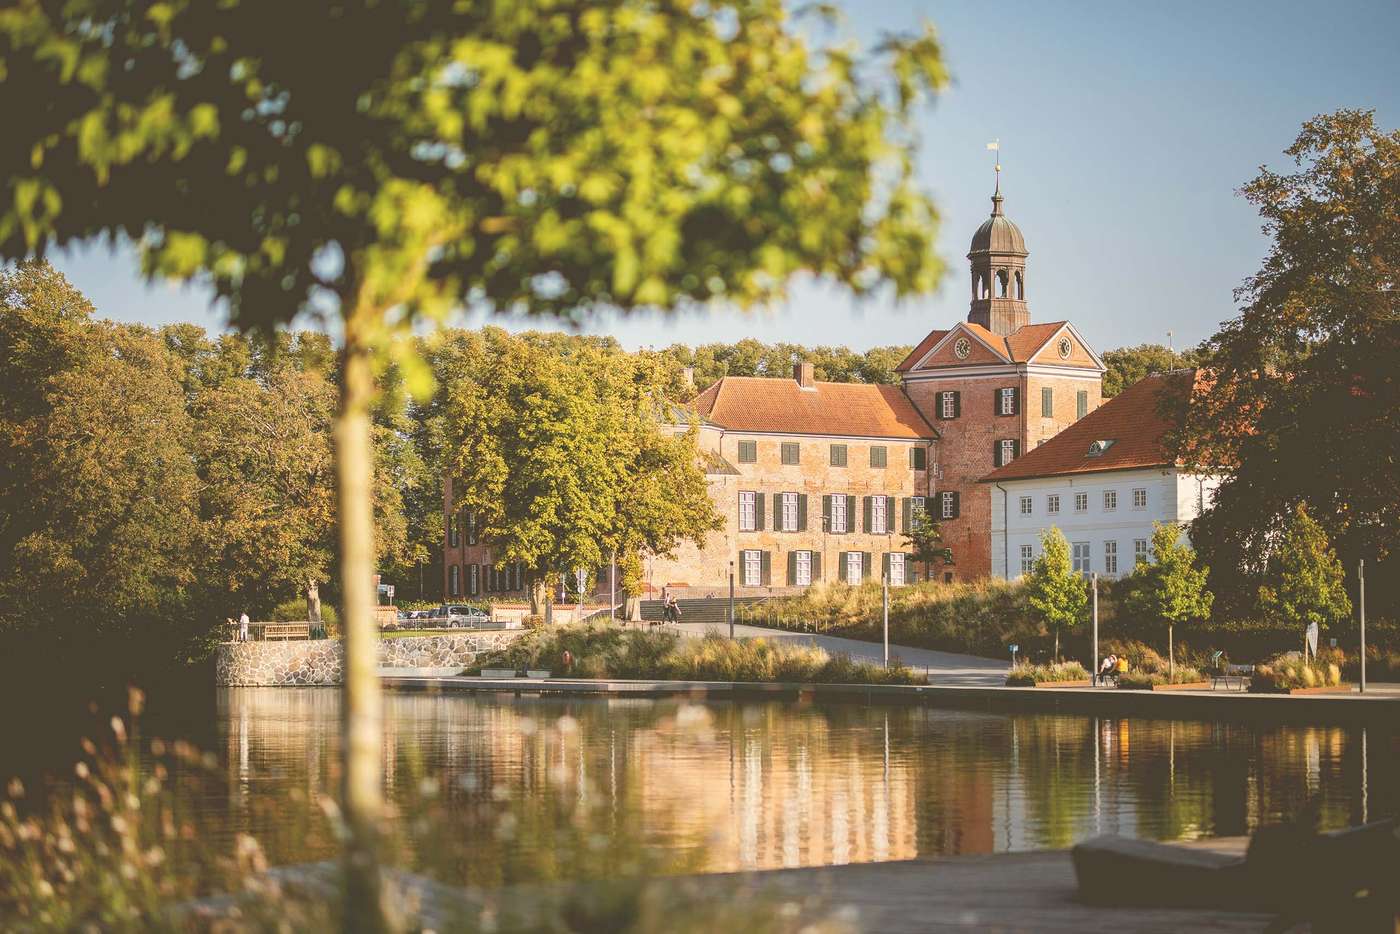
[639,596,768,626]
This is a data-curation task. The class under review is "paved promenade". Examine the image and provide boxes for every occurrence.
[672,620,1010,686]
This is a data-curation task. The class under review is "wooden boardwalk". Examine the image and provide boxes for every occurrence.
[684,839,1276,933]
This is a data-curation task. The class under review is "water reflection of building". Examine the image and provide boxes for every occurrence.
[212,690,1393,877]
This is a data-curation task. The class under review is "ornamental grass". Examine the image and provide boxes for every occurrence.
[1004,661,1090,686]
[470,625,927,685]
[1250,654,1344,693]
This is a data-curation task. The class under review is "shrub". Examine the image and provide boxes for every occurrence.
[521,614,545,630]
[469,625,927,685]
[1116,667,1205,689]
[1004,661,1089,686]
[1249,653,1345,693]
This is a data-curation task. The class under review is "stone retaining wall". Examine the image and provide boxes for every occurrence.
[214,632,526,686]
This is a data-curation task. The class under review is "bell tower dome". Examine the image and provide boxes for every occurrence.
[967,171,1029,336]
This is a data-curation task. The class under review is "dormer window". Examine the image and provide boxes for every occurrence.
[1086,439,1116,457]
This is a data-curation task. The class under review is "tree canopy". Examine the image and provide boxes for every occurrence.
[1119,522,1212,674]
[444,330,719,608]
[1257,505,1351,633]
[1171,110,1400,609]
[1101,343,1201,397]
[1025,528,1086,660]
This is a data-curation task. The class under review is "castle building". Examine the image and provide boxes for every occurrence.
[895,178,1106,579]
[442,177,1106,597]
[983,370,1219,580]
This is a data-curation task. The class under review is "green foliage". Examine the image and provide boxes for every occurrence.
[0,264,402,668]
[270,599,339,629]
[904,510,953,567]
[661,339,915,388]
[740,578,1041,658]
[471,625,926,685]
[445,330,720,590]
[1025,529,1087,658]
[1004,661,1089,686]
[1257,505,1352,631]
[1101,343,1201,397]
[1119,522,1213,638]
[1172,110,1400,609]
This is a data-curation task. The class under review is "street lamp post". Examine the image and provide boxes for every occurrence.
[1091,572,1099,686]
[728,559,735,639]
[1359,558,1366,694]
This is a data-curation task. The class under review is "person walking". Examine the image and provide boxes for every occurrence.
[239,611,250,643]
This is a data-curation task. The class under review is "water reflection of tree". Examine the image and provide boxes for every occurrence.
[208,690,1398,878]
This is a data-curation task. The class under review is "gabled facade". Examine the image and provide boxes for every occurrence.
[897,183,1106,579]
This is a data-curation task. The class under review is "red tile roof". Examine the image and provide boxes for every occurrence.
[690,376,937,439]
[1003,322,1067,361]
[896,321,1074,371]
[981,371,1195,483]
[895,328,948,372]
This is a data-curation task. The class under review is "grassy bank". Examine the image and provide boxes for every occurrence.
[468,625,927,685]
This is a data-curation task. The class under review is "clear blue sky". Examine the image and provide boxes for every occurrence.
[50,0,1400,355]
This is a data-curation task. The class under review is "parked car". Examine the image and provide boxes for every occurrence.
[437,604,490,628]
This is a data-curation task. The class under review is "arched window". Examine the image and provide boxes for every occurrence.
[977,273,989,300]
[996,270,1009,298]
[1015,271,1025,300]
[971,270,979,299]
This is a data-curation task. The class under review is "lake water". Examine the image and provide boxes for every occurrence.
[9,687,1399,885]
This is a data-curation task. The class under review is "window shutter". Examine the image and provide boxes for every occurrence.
[754,492,765,530]
[952,391,961,418]
[951,492,961,519]
[822,494,832,531]
[994,389,1002,417]
[935,393,946,420]
[902,497,912,533]
[797,494,808,531]
[1012,387,1021,415]
[788,550,798,585]
[863,496,873,533]
[773,493,783,531]
[887,496,897,527]
[994,441,1001,468]
[812,552,822,582]
[846,495,857,532]
[882,552,891,581]
[1012,439,1021,460]
[862,552,873,580]
[837,552,847,580]
[760,551,772,586]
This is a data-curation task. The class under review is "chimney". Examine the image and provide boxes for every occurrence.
[794,361,816,389]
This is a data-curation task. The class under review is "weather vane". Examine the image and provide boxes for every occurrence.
[987,139,1001,192]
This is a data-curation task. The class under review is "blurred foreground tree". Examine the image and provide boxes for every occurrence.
[2,1,947,925]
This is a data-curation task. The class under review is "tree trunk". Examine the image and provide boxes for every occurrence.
[305,579,322,623]
[335,314,386,931]
[1054,629,1060,663]
[529,577,548,616]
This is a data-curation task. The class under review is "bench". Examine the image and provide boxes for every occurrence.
[262,623,310,641]
[479,668,517,679]
[525,670,552,679]
[1210,656,1254,691]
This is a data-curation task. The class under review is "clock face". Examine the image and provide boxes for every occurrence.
[1058,337,1073,359]
[954,337,971,360]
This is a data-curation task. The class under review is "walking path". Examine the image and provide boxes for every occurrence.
[672,620,1011,686]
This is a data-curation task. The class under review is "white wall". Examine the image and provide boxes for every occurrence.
[989,468,1219,580]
